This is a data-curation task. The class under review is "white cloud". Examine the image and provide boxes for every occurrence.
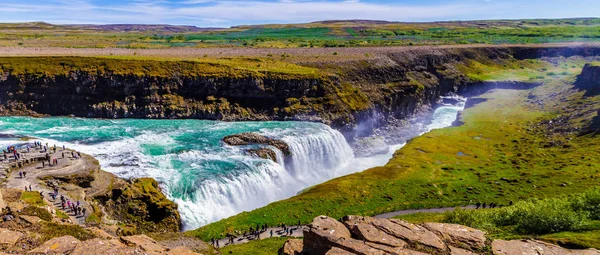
[0,0,597,27]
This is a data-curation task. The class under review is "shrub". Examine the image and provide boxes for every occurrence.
[21,206,52,221]
[510,198,584,234]
[573,188,600,220]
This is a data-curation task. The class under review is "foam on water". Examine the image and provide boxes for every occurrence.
[0,97,465,230]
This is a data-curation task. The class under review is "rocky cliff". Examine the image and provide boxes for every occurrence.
[282,215,600,255]
[1,45,599,136]
[576,62,600,96]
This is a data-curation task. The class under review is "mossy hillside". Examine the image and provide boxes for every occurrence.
[0,56,322,78]
[191,66,600,241]
[97,178,182,234]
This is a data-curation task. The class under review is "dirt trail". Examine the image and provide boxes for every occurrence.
[1,144,93,225]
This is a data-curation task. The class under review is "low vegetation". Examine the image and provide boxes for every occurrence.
[3,18,600,48]
[220,237,292,255]
[19,191,45,206]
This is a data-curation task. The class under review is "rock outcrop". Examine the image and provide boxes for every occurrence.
[284,215,600,255]
[223,132,290,162]
[576,63,600,96]
[94,178,182,234]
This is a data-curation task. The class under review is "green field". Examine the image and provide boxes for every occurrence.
[3,18,600,48]
[190,58,600,251]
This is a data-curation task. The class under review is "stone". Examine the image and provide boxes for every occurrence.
[304,215,352,251]
[343,216,407,248]
[87,227,116,240]
[28,235,80,255]
[166,246,201,255]
[450,246,478,255]
[0,228,23,247]
[223,133,290,155]
[491,239,600,255]
[20,215,42,224]
[0,189,6,210]
[281,239,304,255]
[120,234,168,254]
[423,222,486,250]
[373,219,447,252]
[71,238,138,255]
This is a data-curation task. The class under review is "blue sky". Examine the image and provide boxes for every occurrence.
[1,0,599,27]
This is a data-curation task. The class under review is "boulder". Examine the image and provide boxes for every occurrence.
[343,216,407,248]
[19,215,42,224]
[373,219,447,252]
[71,238,138,255]
[423,222,486,250]
[247,148,279,162]
[575,63,600,96]
[451,246,478,255]
[0,228,23,247]
[303,216,352,251]
[120,234,168,254]
[223,133,290,155]
[491,239,600,255]
[281,239,304,255]
[28,235,80,255]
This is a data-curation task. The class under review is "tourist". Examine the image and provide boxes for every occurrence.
[18,172,22,179]
[23,172,26,178]
[29,185,32,191]
[82,208,86,217]
[270,229,273,237]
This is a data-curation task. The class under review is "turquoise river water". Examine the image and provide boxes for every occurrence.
[0,98,464,230]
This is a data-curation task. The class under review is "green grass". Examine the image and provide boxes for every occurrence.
[56,210,70,220]
[220,237,294,255]
[20,191,45,206]
[21,206,52,221]
[3,18,600,48]
[0,56,323,78]
[191,60,600,241]
[36,222,96,241]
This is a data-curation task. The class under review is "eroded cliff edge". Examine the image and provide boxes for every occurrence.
[2,45,599,136]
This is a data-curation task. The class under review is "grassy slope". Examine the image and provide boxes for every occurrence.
[2,18,600,48]
[0,56,322,78]
[191,58,600,242]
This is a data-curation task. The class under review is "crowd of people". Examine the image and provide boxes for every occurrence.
[1,140,88,224]
[210,221,303,248]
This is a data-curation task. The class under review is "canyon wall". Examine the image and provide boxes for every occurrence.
[1,45,599,135]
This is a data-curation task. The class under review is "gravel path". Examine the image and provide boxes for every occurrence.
[1,143,93,225]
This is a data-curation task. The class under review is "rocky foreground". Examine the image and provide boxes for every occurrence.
[281,215,600,255]
[0,143,215,254]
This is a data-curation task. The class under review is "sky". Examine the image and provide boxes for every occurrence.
[0,0,599,27]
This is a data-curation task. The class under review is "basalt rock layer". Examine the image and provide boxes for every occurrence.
[1,45,600,135]
[576,62,600,96]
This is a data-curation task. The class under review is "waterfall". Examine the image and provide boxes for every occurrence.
[178,125,357,230]
[0,97,465,230]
